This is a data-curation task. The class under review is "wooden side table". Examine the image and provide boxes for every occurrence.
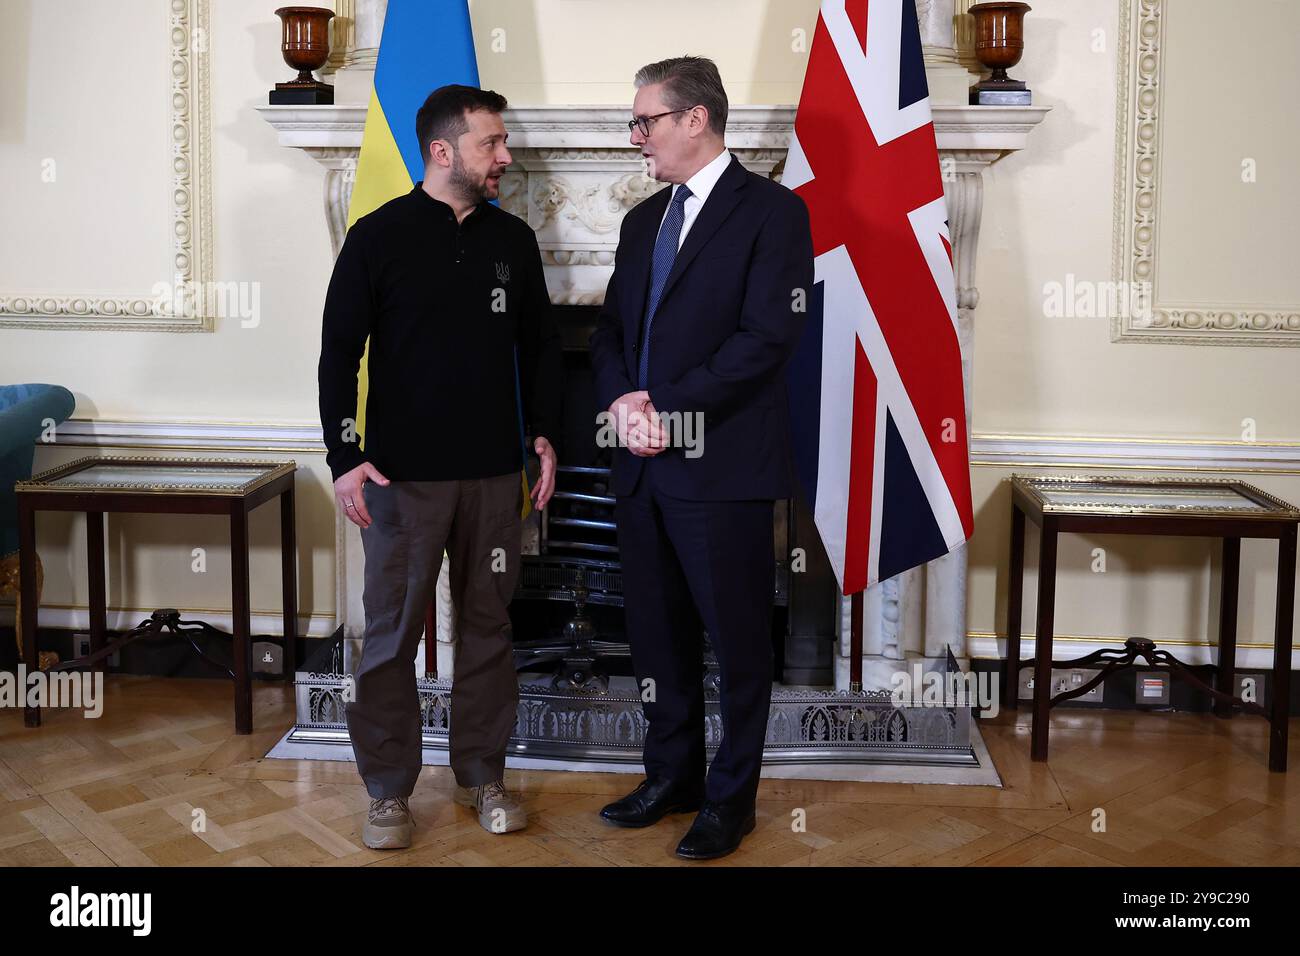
[16,456,298,735]
[1004,474,1298,772]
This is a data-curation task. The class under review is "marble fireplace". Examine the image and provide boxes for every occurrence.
[257,0,1047,772]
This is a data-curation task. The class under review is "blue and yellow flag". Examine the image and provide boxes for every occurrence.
[347,1,534,516]
[347,0,479,229]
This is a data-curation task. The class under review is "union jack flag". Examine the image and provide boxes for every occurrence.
[784,0,974,595]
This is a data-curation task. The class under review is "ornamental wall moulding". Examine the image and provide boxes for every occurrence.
[0,0,215,332]
[1111,0,1300,346]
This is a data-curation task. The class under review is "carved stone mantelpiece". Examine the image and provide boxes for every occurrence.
[258,104,1046,308]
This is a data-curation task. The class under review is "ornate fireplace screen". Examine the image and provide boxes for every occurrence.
[287,305,978,766]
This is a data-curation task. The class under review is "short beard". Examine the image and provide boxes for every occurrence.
[448,149,489,206]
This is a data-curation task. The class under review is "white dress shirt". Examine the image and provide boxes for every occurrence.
[656,148,732,251]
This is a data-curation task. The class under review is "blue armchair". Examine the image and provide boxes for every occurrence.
[0,383,76,668]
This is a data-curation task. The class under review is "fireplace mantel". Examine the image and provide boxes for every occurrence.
[258,103,1048,150]
[257,103,1048,288]
[258,100,1048,689]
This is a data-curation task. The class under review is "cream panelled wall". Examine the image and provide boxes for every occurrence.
[968,0,1300,662]
[0,0,1296,662]
[0,0,338,635]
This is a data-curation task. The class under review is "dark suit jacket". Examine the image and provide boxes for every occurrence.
[589,153,815,500]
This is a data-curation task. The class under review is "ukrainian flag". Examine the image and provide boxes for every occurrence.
[347,0,479,228]
[347,0,534,516]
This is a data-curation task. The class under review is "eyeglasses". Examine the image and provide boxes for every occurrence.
[627,107,696,138]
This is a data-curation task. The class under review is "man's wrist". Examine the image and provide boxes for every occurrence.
[328,449,366,483]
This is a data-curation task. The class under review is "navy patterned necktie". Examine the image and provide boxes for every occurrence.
[637,184,693,389]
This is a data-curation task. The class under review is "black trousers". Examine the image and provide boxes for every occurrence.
[615,459,775,808]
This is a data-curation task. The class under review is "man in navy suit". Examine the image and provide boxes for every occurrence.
[589,56,814,860]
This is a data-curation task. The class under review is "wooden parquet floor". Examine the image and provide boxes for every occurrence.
[2,675,1297,866]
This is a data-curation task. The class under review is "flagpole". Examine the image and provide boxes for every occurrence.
[850,590,863,693]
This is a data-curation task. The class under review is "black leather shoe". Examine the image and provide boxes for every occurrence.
[674,801,756,860]
[599,778,703,828]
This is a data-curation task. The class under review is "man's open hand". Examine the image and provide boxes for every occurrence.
[333,462,390,528]
[531,436,557,509]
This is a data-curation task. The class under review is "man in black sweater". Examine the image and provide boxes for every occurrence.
[317,85,562,848]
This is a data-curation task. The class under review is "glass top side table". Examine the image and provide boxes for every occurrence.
[1005,474,1298,773]
[15,456,299,735]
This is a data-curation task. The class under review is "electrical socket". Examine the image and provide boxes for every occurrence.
[1136,670,1170,705]
[1019,666,1105,704]
[74,632,120,668]
[252,641,283,676]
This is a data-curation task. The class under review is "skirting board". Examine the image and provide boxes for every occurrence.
[0,605,337,639]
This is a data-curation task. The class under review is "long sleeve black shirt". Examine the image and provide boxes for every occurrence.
[318,185,563,483]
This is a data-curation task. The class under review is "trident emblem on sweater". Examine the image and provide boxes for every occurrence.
[495,261,511,283]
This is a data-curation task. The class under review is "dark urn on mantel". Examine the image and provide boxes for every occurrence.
[968,1,1032,105]
[269,6,334,105]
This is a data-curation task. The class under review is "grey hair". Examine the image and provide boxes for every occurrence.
[633,55,728,137]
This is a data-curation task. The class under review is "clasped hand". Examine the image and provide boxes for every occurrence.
[609,390,669,457]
